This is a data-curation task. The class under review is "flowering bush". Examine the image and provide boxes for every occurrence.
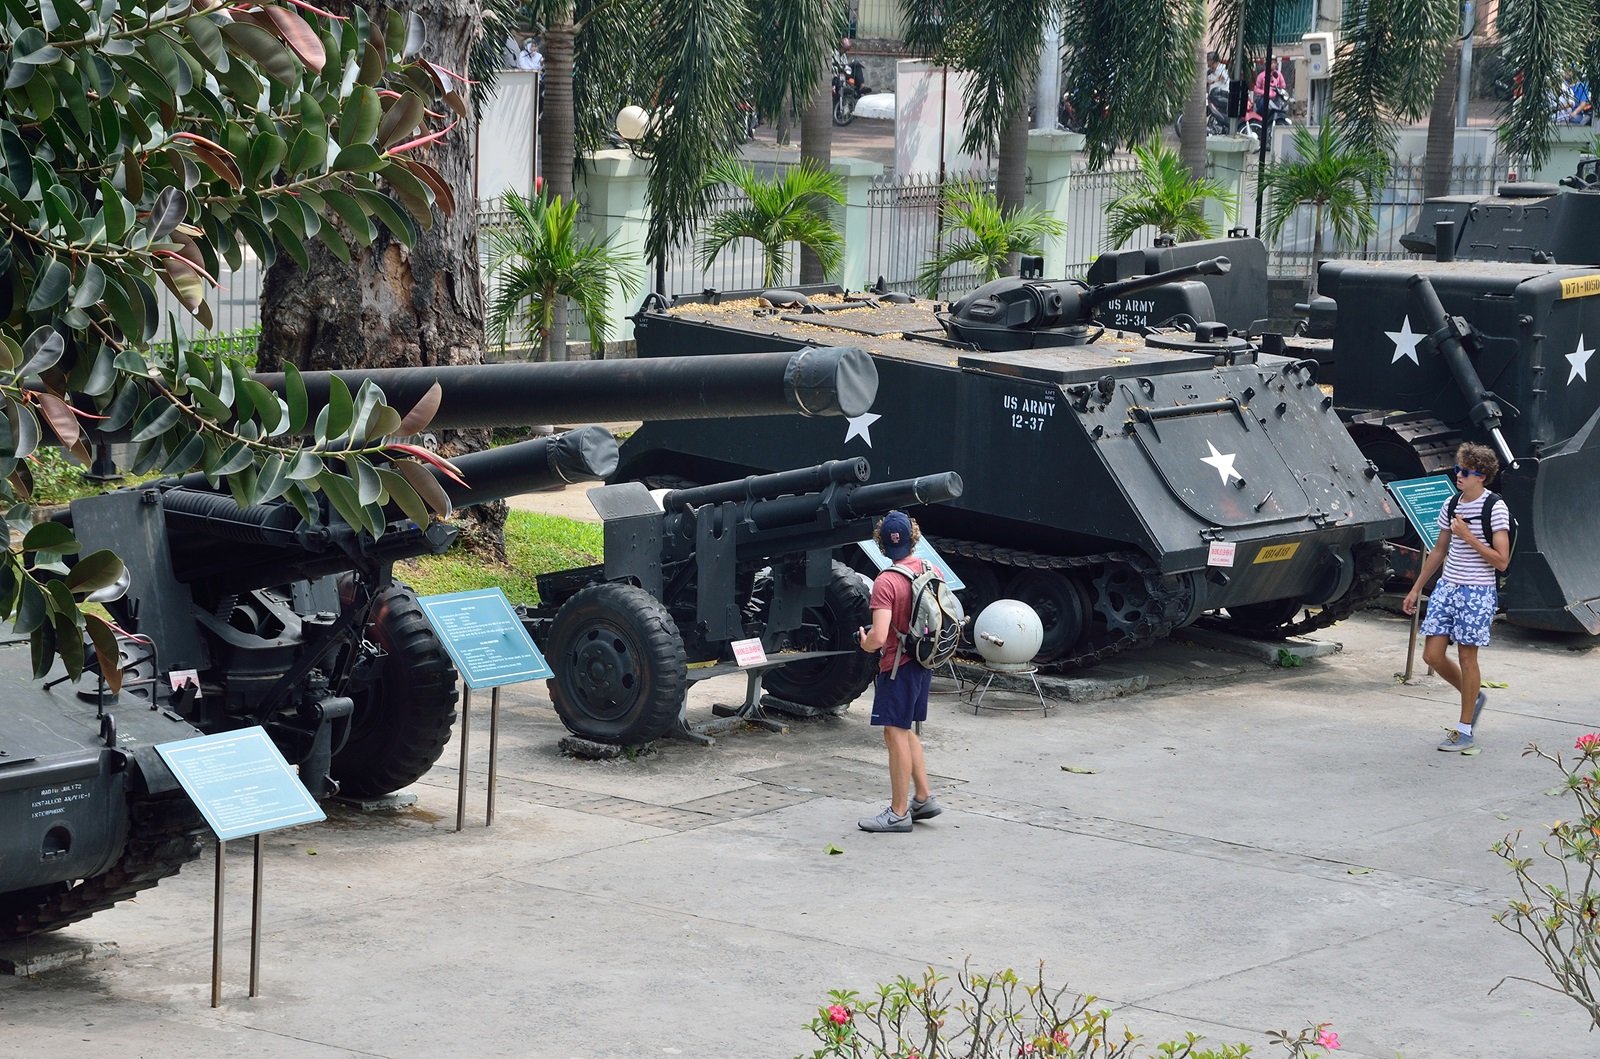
[797,963,1342,1058]
[1492,735,1600,1028]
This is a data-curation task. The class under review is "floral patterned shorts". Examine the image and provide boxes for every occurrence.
[1421,579,1497,647]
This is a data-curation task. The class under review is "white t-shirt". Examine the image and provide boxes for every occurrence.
[1437,491,1511,586]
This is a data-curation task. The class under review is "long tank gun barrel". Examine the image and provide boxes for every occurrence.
[740,471,965,533]
[1081,256,1232,314]
[255,348,878,430]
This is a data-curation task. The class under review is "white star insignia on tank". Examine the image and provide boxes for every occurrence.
[843,411,881,446]
[1200,441,1242,485]
[1386,316,1423,365]
[1568,334,1594,384]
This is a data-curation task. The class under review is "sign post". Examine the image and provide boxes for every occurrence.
[1387,475,1457,682]
[156,726,326,1006]
[417,588,553,831]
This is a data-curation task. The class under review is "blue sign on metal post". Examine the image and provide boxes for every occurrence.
[856,538,965,591]
[1388,475,1457,545]
[156,727,325,842]
[417,587,553,689]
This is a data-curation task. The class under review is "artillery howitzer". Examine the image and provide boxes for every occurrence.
[617,255,1405,667]
[0,348,874,943]
[524,458,963,745]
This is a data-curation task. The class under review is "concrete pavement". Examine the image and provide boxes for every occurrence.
[2,610,1597,1058]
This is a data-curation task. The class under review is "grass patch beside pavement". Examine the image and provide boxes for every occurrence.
[395,510,603,605]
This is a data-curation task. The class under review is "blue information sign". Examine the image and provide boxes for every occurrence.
[156,727,325,842]
[855,537,965,591]
[417,587,553,689]
[1388,474,1457,544]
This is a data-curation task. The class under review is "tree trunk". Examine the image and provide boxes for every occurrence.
[257,0,507,560]
[995,99,1031,218]
[798,61,834,285]
[540,16,577,359]
[541,18,578,201]
[1423,42,1462,199]
[1179,34,1208,178]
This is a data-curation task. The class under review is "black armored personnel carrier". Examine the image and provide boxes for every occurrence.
[0,348,872,942]
[615,254,1406,668]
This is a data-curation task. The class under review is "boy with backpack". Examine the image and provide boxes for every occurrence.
[1402,443,1513,752]
[855,510,948,833]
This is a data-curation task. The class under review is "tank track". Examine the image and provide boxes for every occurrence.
[1204,540,1393,641]
[0,791,204,942]
[926,537,1188,673]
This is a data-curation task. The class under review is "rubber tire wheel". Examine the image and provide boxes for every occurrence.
[833,92,857,126]
[762,561,879,713]
[1003,569,1091,663]
[331,583,460,798]
[546,582,687,744]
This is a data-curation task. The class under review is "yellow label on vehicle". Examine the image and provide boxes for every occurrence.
[1560,275,1600,299]
[1253,542,1300,564]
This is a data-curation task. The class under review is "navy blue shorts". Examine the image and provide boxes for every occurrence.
[869,664,931,729]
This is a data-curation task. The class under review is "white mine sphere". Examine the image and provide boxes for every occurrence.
[973,599,1043,670]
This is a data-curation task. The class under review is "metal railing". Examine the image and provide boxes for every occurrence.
[1253,154,1507,277]
[1061,158,1164,275]
[662,183,801,297]
[863,168,995,298]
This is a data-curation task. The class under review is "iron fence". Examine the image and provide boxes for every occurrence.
[662,183,801,298]
[1061,158,1163,275]
[863,168,996,298]
[1256,154,1507,277]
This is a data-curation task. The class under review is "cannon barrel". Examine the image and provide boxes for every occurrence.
[661,458,869,511]
[255,348,878,430]
[436,426,618,508]
[1407,274,1517,466]
[743,471,965,532]
[1082,256,1231,313]
[156,429,620,593]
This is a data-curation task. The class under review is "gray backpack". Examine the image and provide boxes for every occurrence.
[887,562,965,677]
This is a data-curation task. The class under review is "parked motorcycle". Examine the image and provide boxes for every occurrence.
[1174,85,1232,138]
[1243,85,1292,142]
[832,54,866,126]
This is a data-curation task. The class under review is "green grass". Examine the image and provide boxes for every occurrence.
[395,510,603,603]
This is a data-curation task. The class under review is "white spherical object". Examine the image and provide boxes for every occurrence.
[615,105,651,141]
[973,599,1043,671]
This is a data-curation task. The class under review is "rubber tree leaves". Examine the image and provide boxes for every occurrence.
[0,0,462,683]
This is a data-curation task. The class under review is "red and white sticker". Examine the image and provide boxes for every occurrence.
[1207,541,1237,568]
[731,637,768,668]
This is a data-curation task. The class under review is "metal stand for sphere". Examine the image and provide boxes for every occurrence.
[964,666,1050,715]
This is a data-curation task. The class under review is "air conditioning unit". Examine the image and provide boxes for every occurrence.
[1302,32,1335,80]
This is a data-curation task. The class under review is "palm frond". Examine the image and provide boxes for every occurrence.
[916,182,1064,296]
[696,161,844,286]
[1497,0,1589,168]
[484,190,639,357]
[1103,140,1233,249]
[1330,0,1456,154]
[1261,125,1388,253]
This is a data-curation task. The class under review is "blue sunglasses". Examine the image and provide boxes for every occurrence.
[1451,465,1485,478]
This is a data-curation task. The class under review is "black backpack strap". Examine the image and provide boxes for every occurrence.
[1480,491,1498,542]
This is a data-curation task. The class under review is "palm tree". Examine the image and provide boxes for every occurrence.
[697,161,845,288]
[1261,124,1390,297]
[915,183,1065,297]
[484,191,641,361]
[1104,140,1236,249]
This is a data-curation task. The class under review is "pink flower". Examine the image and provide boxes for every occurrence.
[827,1004,851,1026]
[1316,1027,1341,1050]
[1576,733,1600,753]
[1052,1030,1072,1047]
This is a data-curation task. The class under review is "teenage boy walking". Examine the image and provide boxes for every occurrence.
[1403,443,1512,752]
[855,511,942,833]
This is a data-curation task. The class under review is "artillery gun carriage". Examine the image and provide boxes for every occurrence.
[0,348,872,942]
